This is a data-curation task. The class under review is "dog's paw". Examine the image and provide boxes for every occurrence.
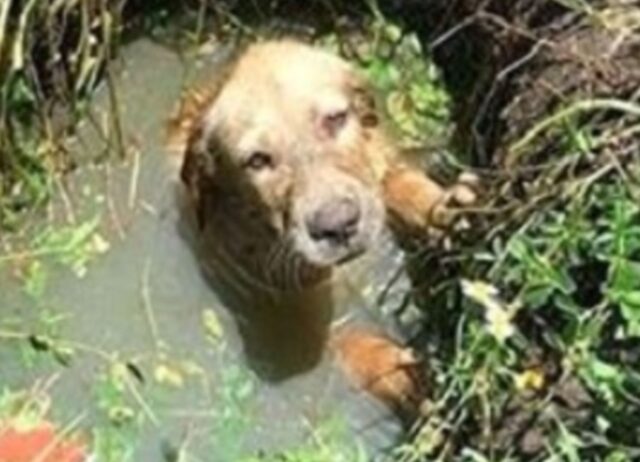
[430,172,480,231]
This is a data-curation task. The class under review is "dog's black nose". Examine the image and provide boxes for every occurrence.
[307,198,361,245]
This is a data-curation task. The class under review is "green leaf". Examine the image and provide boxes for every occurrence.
[581,356,625,404]
[619,295,640,336]
[610,258,640,293]
[605,450,632,462]
[507,237,575,294]
[202,309,224,345]
[23,259,47,298]
[522,285,554,309]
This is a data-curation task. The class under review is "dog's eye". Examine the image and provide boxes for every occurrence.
[244,151,274,171]
[322,110,348,136]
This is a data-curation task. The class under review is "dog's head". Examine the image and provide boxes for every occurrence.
[168,40,389,268]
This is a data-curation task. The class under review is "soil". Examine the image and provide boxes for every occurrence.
[380,0,640,167]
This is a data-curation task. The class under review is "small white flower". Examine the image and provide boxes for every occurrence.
[485,302,516,342]
[90,233,110,254]
[461,279,499,302]
[461,279,519,342]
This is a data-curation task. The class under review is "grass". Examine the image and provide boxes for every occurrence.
[420,178,640,461]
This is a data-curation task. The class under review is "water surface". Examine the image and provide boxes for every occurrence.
[0,38,416,461]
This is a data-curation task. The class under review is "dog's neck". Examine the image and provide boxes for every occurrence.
[197,198,331,295]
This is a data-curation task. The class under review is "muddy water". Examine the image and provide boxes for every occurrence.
[0,39,417,460]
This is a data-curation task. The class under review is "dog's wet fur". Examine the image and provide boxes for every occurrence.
[168,39,475,289]
[167,39,476,414]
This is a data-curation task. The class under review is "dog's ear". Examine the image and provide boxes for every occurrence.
[166,45,244,228]
[167,41,242,138]
[166,83,222,168]
[166,43,245,175]
[166,83,224,229]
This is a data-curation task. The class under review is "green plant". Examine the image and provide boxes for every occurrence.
[91,361,147,462]
[0,217,110,283]
[240,416,367,462]
[319,17,451,147]
[208,365,257,460]
[401,174,640,461]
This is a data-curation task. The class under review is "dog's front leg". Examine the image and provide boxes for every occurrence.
[382,164,477,233]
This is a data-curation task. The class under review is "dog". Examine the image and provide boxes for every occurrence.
[167,38,475,290]
[166,39,476,390]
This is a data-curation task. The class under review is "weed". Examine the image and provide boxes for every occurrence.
[320,18,451,147]
[90,361,147,461]
[240,416,368,462]
[210,365,257,459]
[1,217,110,286]
[405,172,640,460]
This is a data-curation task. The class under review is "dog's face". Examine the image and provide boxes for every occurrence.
[174,40,388,268]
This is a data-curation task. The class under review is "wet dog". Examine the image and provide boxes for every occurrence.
[167,39,475,291]
[166,40,475,396]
